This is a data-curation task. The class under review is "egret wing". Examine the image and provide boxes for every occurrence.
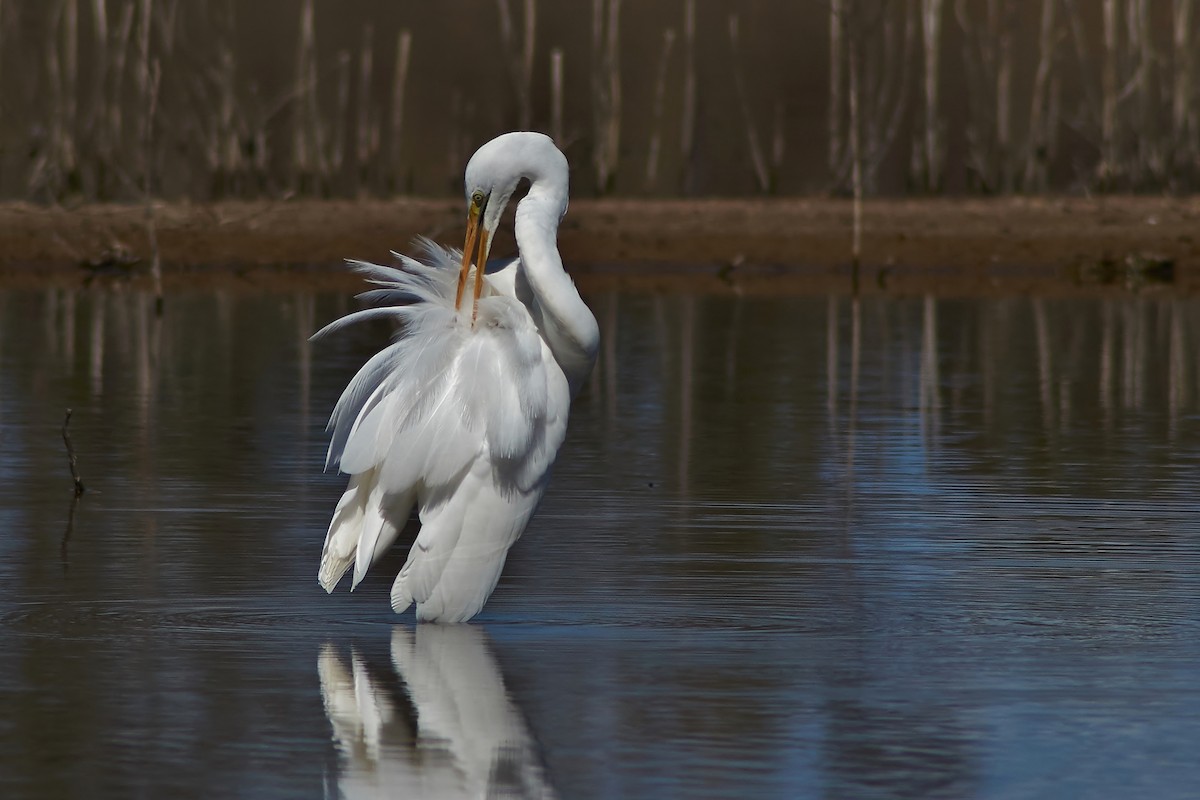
[317,244,569,613]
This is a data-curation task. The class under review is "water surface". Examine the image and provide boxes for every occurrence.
[1,286,1198,798]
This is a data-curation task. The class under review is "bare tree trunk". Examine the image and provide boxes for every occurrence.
[496,0,536,129]
[110,1,135,157]
[138,0,161,311]
[829,0,844,176]
[208,44,229,186]
[63,0,79,179]
[953,0,984,187]
[521,0,535,128]
[865,0,917,191]
[292,0,323,191]
[920,0,945,191]
[214,3,241,195]
[603,0,621,189]
[330,51,349,178]
[591,0,622,193]
[996,1,1014,191]
[1061,0,1101,131]
[90,1,109,85]
[1023,0,1057,190]
[293,0,312,185]
[1101,0,1120,183]
[38,0,80,197]
[137,0,151,166]
[849,17,863,270]
[550,47,563,144]
[355,25,375,193]
[590,0,604,189]
[1131,0,1157,182]
[771,100,785,185]
[1173,0,1195,171]
[728,14,770,193]
[644,28,675,191]
[388,29,412,190]
[447,90,463,187]
[679,0,696,193]
[37,3,63,196]
[0,0,5,123]
[827,1,916,197]
[954,0,1013,192]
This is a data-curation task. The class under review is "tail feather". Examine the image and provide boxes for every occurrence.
[414,536,515,623]
[351,483,412,590]
[319,467,415,594]
[390,570,414,615]
[318,473,370,592]
[390,467,542,623]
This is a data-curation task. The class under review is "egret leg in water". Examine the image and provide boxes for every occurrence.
[312,132,599,623]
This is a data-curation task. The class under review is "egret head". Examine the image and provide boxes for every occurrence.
[460,133,567,272]
[456,133,568,316]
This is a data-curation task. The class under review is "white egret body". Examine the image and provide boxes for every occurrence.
[314,132,598,623]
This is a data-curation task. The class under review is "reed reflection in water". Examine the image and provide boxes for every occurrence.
[0,285,1198,799]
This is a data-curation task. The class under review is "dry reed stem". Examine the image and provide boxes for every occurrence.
[644,28,675,191]
[1173,0,1195,166]
[996,1,1013,191]
[496,0,536,130]
[355,24,376,188]
[550,47,564,145]
[138,0,161,310]
[63,0,79,176]
[590,0,622,193]
[521,0,536,130]
[1101,0,1119,182]
[292,0,322,188]
[770,101,785,180]
[1023,0,1057,190]
[920,0,945,191]
[7,0,1200,201]
[331,51,350,176]
[109,0,135,151]
[1129,0,1156,182]
[829,0,844,174]
[62,409,86,497]
[866,0,917,187]
[0,0,4,125]
[679,0,696,193]
[389,29,412,184]
[849,18,863,271]
[728,14,770,193]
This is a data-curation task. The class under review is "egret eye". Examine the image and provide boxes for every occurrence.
[471,190,485,208]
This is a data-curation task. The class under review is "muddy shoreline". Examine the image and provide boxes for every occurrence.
[2,196,1197,294]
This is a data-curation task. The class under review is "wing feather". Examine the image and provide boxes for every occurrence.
[316,239,574,620]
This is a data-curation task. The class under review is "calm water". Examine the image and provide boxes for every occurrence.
[1,286,1199,799]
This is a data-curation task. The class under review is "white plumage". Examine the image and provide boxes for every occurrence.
[314,132,599,623]
[318,626,555,797]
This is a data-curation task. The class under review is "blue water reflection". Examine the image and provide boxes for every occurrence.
[0,287,1198,798]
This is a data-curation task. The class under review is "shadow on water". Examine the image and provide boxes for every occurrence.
[1,284,1199,798]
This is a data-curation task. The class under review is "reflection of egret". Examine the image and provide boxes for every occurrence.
[314,133,599,622]
[318,626,555,799]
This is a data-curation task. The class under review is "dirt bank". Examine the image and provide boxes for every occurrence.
[2,196,1198,294]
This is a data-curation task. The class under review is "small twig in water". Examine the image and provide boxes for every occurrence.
[61,409,86,497]
[61,493,81,574]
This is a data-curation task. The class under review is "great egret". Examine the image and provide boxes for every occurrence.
[314,132,599,623]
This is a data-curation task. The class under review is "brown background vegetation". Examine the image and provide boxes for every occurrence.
[2,0,1197,202]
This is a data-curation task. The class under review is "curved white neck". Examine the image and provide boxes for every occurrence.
[514,180,599,396]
